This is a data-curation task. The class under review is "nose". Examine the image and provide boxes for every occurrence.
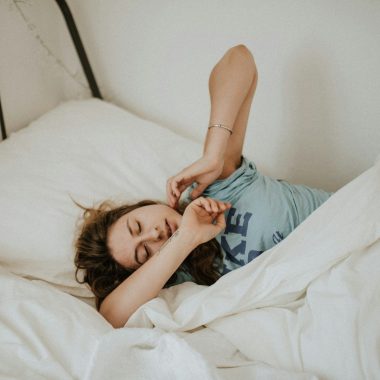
[139,226,163,243]
[136,226,165,257]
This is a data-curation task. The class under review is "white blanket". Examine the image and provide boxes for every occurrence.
[86,158,380,379]
[1,156,379,379]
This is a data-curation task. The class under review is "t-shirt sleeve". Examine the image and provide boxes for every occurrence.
[183,156,259,205]
[170,269,195,286]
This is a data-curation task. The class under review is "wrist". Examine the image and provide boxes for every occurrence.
[176,227,201,250]
[203,125,230,161]
[201,154,224,171]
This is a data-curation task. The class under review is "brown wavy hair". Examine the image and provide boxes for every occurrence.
[73,199,223,310]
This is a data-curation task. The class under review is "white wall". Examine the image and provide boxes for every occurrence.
[0,0,91,132]
[1,0,379,191]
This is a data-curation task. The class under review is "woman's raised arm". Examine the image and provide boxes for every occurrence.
[206,44,258,176]
[167,44,258,207]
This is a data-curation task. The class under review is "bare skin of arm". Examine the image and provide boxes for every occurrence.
[101,45,257,328]
[206,44,258,176]
[167,44,258,206]
[100,227,197,328]
[100,197,230,328]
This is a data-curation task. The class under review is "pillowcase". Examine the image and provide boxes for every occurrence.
[0,99,201,297]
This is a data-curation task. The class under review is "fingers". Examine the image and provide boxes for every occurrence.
[166,176,180,208]
[190,184,208,200]
[213,209,227,230]
[193,197,231,214]
[196,197,230,234]
[166,174,193,208]
[184,197,232,243]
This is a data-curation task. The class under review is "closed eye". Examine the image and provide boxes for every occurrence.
[137,221,150,259]
[143,243,150,257]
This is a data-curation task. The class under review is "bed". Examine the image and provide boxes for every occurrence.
[1,2,380,380]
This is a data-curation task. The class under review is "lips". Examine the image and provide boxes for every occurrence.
[165,219,172,238]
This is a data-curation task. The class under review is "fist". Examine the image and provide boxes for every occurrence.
[180,197,232,245]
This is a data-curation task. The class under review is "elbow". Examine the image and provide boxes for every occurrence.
[231,44,250,54]
[230,44,253,60]
[228,44,258,76]
[100,302,129,329]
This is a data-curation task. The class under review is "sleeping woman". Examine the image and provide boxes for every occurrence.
[74,45,333,328]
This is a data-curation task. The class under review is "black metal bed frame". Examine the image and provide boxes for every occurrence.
[0,0,103,141]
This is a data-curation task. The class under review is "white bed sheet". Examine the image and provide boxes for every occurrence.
[1,99,379,379]
[86,156,380,380]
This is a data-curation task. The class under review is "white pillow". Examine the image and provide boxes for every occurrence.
[0,99,201,297]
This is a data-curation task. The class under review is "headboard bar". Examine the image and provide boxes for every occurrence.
[55,0,102,99]
[1,0,103,141]
[0,97,6,141]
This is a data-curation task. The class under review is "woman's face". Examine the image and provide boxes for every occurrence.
[107,204,182,270]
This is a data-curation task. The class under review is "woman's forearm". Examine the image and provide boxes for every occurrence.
[100,228,198,328]
[204,45,256,161]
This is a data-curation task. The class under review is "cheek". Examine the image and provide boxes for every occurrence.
[175,213,183,226]
[151,240,166,255]
[169,209,181,221]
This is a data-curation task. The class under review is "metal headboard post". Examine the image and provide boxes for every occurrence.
[55,0,102,99]
[0,0,103,141]
[0,97,6,140]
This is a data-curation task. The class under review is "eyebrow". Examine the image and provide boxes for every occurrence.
[126,217,140,266]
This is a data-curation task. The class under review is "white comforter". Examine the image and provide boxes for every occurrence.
[1,158,379,379]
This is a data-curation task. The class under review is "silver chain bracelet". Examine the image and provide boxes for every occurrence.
[208,124,233,135]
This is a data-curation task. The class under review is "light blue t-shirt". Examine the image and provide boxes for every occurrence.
[172,156,333,284]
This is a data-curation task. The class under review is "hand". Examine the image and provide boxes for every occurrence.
[166,156,224,208]
[180,197,231,245]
